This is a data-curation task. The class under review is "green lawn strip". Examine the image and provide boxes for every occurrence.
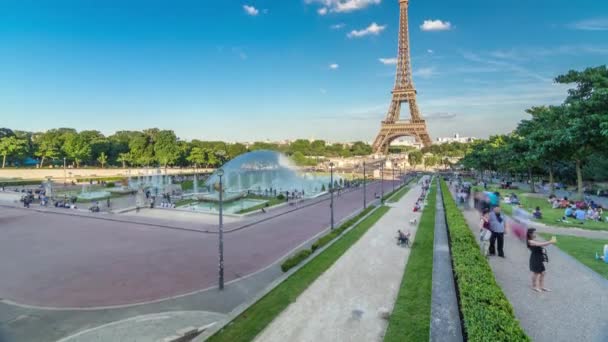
[473,184,608,231]
[441,180,529,341]
[207,205,391,342]
[384,183,436,341]
[539,233,608,280]
[236,197,286,214]
[174,198,198,207]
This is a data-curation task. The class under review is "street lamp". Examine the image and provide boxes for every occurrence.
[392,165,395,193]
[329,162,335,230]
[363,161,367,209]
[217,168,225,290]
[63,157,67,186]
[381,161,384,203]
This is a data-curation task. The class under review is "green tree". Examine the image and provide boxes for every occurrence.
[62,133,92,168]
[0,136,27,168]
[154,130,180,170]
[554,66,608,198]
[408,151,423,169]
[129,133,155,166]
[228,143,248,159]
[34,131,62,167]
[117,152,132,168]
[187,147,207,167]
[310,140,326,156]
[290,139,311,155]
[97,152,108,168]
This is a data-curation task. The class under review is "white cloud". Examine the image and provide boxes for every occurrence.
[570,18,608,31]
[232,47,248,60]
[379,57,398,65]
[347,22,386,38]
[413,67,437,78]
[243,5,259,16]
[420,19,452,31]
[427,49,434,54]
[262,9,269,14]
[305,0,381,14]
[329,63,339,70]
[330,23,345,30]
[318,7,328,15]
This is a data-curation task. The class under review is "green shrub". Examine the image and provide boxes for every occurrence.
[440,180,529,341]
[0,180,43,187]
[276,194,285,200]
[281,249,312,272]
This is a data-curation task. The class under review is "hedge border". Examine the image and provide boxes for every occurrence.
[440,180,529,341]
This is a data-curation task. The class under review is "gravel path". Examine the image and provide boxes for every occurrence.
[253,180,425,342]
[458,200,608,341]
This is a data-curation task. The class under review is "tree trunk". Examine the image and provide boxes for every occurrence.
[549,165,555,196]
[2,154,6,168]
[528,167,535,193]
[40,156,46,168]
[122,160,126,168]
[576,159,583,200]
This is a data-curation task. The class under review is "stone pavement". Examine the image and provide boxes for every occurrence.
[458,201,608,341]
[55,311,225,342]
[252,179,426,342]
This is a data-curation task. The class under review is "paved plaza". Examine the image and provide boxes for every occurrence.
[0,180,395,341]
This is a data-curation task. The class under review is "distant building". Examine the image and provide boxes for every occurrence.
[390,137,423,149]
[434,133,476,144]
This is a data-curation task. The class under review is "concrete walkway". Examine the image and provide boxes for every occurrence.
[253,181,426,342]
[457,195,608,341]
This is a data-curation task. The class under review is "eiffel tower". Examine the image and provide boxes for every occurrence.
[372,0,432,154]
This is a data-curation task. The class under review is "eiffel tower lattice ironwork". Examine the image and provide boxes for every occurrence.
[372,0,432,154]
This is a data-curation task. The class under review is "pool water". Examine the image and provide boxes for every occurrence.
[180,199,267,214]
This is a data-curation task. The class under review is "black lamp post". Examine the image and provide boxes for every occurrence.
[381,161,384,203]
[363,161,367,209]
[217,168,225,290]
[329,162,335,230]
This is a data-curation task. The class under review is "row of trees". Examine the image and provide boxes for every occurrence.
[0,127,374,169]
[460,66,608,199]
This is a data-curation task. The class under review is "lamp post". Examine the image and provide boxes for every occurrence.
[329,162,335,230]
[392,165,395,193]
[217,168,225,290]
[63,157,67,186]
[381,161,385,203]
[363,161,367,209]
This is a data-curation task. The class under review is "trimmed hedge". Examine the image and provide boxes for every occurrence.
[0,180,43,187]
[280,249,312,272]
[76,176,125,182]
[440,180,529,341]
[282,205,377,271]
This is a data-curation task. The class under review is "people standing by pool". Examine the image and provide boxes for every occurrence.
[526,228,556,292]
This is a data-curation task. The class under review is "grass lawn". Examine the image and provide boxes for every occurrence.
[539,233,608,280]
[384,183,436,342]
[174,198,198,207]
[207,205,391,342]
[236,196,286,214]
[473,184,608,231]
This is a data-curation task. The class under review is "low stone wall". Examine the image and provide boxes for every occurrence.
[0,168,214,181]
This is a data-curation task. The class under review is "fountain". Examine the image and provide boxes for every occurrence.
[77,183,111,201]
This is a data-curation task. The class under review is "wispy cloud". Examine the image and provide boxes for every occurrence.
[243,5,259,16]
[461,51,549,82]
[420,19,452,31]
[569,18,608,31]
[347,22,386,38]
[425,112,457,121]
[414,67,437,79]
[305,0,381,14]
[379,57,397,65]
[427,49,434,54]
[329,63,339,70]
[330,23,346,30]
[232,47,248,60]
[320,88,327,94]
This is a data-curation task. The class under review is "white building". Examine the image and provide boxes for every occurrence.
[435,133,476,144]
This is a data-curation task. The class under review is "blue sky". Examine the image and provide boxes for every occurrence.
[1,0,607,142]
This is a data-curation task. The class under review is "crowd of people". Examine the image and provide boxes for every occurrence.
[549,195,606,223]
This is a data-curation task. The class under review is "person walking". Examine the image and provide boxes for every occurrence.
[527,228,556,292]
[479,209,491,257]
[488,206,506,257]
